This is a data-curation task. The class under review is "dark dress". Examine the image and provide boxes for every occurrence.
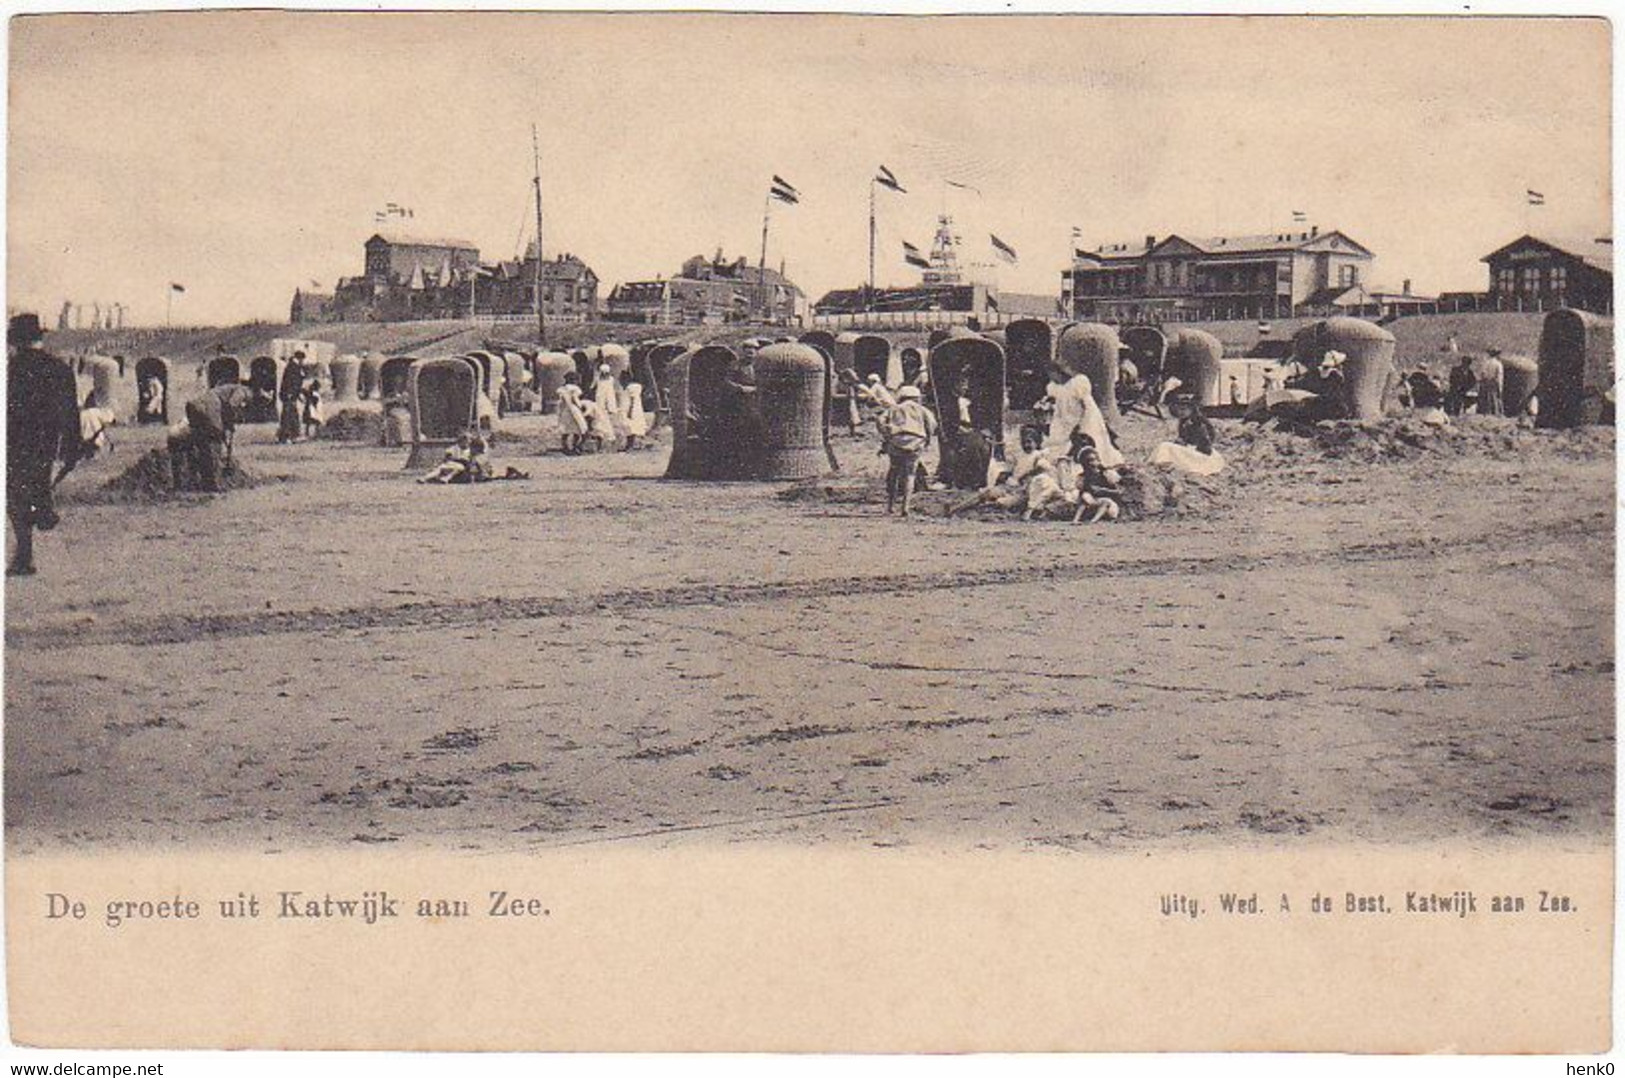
[277,359,306,442]
[7,346,81,570]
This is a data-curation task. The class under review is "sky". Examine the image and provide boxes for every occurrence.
[8,12,1612,326]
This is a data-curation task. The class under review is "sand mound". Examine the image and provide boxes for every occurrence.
[1226,414,1615,472]
[320,408,385,443]
[71,447,290,505]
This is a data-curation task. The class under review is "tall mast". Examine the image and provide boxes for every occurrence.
[531,124,546,348]
[758,190,772,324]
[867,179,876,313]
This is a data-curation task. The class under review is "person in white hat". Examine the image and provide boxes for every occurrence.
[879,384,937,519]
[592,362,622,449]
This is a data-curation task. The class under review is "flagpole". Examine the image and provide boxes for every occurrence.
[532,124,547,348]
[758,189,772,324]
[166,288,172,328]
[868,179,876,314]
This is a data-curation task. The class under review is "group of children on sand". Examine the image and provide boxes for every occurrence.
[555,365,650,455]
[945,424,1125,523]
[865,357,1223,522]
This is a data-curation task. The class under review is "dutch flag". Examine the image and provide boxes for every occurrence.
[875,165,906,194]
[770,175,800,205]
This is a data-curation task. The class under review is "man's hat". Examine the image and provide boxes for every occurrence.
[897,385,922,400]
[8,313,45,346]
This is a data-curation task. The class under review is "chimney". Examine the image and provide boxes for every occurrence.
[1311,225,1319,237]
[1145,234,1156,249]
[1402,279,1412,295]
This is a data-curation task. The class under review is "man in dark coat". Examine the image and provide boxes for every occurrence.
[276,350,307,443]
[6,314,82,576]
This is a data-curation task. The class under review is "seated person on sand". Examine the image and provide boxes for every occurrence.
[947,425,1047,517]
[139,375,165,421]
[1154,373,1183,419]
[1067,429,1123,524]
[419,431,529,484]
[419,432,478,484]
[1115,358,1142,411]
[78,397,118,459]
[1404,370,1450,425]
[1297,351,1349,422]
[1148,395,1225,477]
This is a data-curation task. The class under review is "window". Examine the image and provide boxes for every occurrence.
[1520,266,1540,293]
[1338,263,1361,287]
[1549,265,1568,292]
[1496,268,1516,293]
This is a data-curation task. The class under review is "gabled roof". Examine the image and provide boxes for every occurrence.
[544,256,594,281]
[1481,234,1614,274]
[367,231,480,252]
[1085,229,1372,261]
[1147,235,1205,258]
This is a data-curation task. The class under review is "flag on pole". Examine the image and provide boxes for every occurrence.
[1291,210,1308,223]
[169,283,186,294]
[1527,189,1546,206]
[875,165,906,193]
[769,175,800,204]
[903,241,930,269]
[990,234,1018,265]
[1071,226,1082,240]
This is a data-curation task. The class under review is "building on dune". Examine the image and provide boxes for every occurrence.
[289,288,337,324]
[296,233,599,324]
[1297,279,1436,319]
[1481,235,1613,314]
[605,250,804,326]
[1063,227,1375,323]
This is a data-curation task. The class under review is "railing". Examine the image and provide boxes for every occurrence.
[1073,291,1613,325]
[808,309,1058,331]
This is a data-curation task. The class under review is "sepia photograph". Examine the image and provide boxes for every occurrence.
[2,9,1614,1055]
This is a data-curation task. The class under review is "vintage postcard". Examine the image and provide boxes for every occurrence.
[3,10,1614,1053]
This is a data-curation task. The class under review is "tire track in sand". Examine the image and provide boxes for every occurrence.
[8,516,1606,652]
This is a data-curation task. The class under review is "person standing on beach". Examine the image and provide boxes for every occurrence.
[6,314,81,576]
[278,351,307,443]
[879,384,937,519]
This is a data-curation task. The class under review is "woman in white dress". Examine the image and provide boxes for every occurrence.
[555,372,588,454]
[1044,370,1124,469]
[617,370,649,451]
[592,364,622,449]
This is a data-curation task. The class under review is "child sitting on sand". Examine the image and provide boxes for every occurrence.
[1068,430,1123,524]
[418,432,475,484]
